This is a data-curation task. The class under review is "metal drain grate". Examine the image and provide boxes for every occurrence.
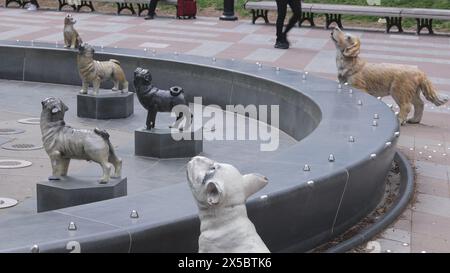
[0,159,32,169]
[0,128,25,135]
[0,197,18,209]
[2,142,43,151]
[17,118,40,125]
[13,144,34,149]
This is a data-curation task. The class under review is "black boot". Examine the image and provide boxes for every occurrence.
[274,35,289,49]
[282,33,290,47]
[145,13,155,20]
[274,40,289,49]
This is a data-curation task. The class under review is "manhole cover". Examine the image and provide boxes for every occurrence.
[17,118,40,125]
[0,128,25,135]
[0,159,32,169]
[2,142,43,151]
[0,198,18,209]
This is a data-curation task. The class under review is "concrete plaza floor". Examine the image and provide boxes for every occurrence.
[0,7,450,253]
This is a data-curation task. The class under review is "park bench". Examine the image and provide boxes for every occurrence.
[401,8,450,35]
[243,1,450,34]
[4,0,177,16]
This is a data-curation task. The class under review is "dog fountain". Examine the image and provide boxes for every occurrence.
[133,67,202,158]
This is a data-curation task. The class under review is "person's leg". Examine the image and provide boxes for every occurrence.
[275,0,288,41]
[145,0,159,19]
[283,0,302,37]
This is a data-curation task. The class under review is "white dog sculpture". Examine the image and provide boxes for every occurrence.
[186,156,270,253]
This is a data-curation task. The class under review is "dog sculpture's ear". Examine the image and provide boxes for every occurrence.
[62,102,69,112]
[343,38,360,58]
[205,181,223,206]
[242,173,268,199]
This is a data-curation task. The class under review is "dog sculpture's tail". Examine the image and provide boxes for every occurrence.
[94,128,110,139]
[94,128,119,158]
[421,78,448,106]
[109,59,120,65]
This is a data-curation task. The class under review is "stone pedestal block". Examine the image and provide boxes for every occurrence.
[134,127,202,158]
[77,91,134,119]
[36,176,127,212]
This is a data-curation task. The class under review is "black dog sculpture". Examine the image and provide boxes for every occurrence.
[133,67,188,130]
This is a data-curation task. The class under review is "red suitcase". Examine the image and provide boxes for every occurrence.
[177,0,197,19]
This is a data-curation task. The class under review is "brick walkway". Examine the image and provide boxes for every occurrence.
[1,7,450,253]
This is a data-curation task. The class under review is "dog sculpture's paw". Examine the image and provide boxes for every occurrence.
[48,175,61,181]
[79,89,87,94]
[407,119,420,124]
[169,123,184,131]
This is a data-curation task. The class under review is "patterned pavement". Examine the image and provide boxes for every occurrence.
[1,7,450,253]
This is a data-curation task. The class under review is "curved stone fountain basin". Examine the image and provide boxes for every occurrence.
[0,42,399,252]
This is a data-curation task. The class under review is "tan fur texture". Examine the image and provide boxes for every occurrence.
[63,14,82,49]
[77,44,129,95]
[331,27,448,125]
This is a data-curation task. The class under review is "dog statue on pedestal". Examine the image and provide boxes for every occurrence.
[40,97,122,183]
[77,43,129,95]
[63,14,82,49]
[133,67,188,130]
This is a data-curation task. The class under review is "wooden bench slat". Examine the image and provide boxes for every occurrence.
[244,1,312,11]
[88,0,177,4]
[244,2,450,19]
[244,1,276,10]
[401,8,450,20]
[311,4,402,17]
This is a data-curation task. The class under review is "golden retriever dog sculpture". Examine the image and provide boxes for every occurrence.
[331,27,448,125]
[77,43,129,95]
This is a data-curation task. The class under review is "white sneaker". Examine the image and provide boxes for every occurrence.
[27,4,37,11]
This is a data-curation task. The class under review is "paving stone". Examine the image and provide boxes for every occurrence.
[380,228,411,244]
[416,175,450,198]
[411,232,450,253]
[414,193,450,219]
[412,211,450,240]
[376,238,411,253]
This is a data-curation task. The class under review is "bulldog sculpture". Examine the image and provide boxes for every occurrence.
[186,156,270,253]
